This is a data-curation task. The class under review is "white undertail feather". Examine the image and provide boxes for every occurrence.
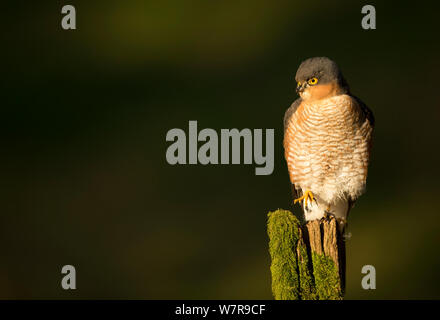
[302,192,349,221]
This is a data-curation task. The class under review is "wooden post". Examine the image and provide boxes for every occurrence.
[267,209,345,300]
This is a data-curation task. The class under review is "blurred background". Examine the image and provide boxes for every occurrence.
[1,1,439,299]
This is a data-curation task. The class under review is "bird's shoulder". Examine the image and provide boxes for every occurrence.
[283,98,302,133]
[350,94,375,127]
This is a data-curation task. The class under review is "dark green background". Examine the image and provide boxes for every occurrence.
[1,1,439,299]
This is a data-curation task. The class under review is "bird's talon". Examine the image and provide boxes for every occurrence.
[293,190,315,208]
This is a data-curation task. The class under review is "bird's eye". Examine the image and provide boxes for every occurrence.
[297,81,301,88]
[308,77,318,85]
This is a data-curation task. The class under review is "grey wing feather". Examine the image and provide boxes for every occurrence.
[352,95,375,127]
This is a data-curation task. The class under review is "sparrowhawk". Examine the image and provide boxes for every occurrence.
[283,57,374,230]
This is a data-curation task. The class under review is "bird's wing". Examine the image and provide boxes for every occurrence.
[352,95,375,128]
[283,98,303,204]
[345,94,374,216]
[283,98,302,134]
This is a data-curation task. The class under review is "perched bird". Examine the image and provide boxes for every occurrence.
[283,57,374,231]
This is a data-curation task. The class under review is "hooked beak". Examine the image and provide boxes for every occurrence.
[296,82,307,94]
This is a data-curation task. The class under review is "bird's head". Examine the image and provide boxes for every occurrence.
[295,57,349,102]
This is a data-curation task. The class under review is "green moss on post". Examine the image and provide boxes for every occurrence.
[267,209,301,300]
[307,218,343,300]
[296,231,317,300]
[311,253,343,300]
[267,209,345,300]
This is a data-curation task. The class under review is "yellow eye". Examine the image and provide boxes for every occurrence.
[308,77,318,85]
[297,81,301,88]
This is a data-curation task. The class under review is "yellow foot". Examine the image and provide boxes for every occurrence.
[294,190,315,208]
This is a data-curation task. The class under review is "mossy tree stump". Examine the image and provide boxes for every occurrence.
[267,209,345,300]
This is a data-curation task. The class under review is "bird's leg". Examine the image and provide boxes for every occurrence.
[323,204,332,219]
[294,190,315,208]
